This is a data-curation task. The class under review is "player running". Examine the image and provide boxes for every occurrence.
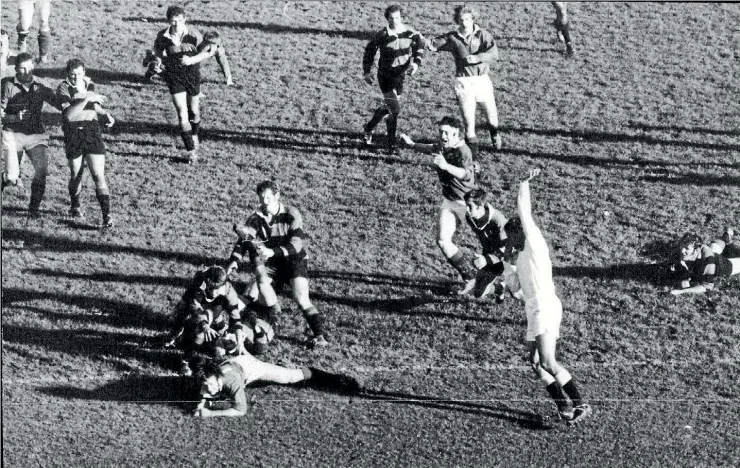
[669,229,739,295]
[428,4,502,159]
[362,4,425,155]
[400,116,478,292]
[1,52,59,217]
[503,169,592,425]
[227,180,329,348]
[56,58,115,228]
[551,2,574,56]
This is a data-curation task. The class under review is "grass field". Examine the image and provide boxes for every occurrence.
[2,1,740,466]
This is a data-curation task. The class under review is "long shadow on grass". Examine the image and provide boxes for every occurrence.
[553,262,670,287]
[2,324,179,372]
[640,173,740,186]
[33,67,144,85]
[2,227,220,266]
[123,17,371,41]
[627,123,740,138]
[312,269,453,290]
[361,389,550,430]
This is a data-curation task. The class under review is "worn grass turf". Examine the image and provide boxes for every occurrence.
[2,1,740,466]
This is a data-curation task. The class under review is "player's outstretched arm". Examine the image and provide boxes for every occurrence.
[517,169,540,236]
[399,133,436,153]
[214,45,233,85]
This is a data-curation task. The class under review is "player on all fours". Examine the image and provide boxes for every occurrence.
[1,52,59,217]
[226,180,330,348]
[428,4,502,160]
[56,58,115,228]
[362,4,425,155]
[192,355,360,418]
[16,0,53,63]
[669,229,739,295]
[400,117,479,292]
[551,2,574,56]
[458,187,511,299]
[150,5,230,163]
[503,169,592,425]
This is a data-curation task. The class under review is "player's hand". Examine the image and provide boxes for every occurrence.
[399,133,415,148]
[525,168,540,182]
[473,254,487,269]
[103,113,115,128]
[432,153,448,170]
[180,55,196,66]
[407,63,419,76]
[236,344,248,356]
[203,326,219,342]
[363,73,373,85]
[465,55,479,64]
[194,406,212,417]
[86,92,107,105]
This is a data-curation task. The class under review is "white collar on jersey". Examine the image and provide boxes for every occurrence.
[385,25,408,36]
[163,25,189,46]
[455,24,481,41]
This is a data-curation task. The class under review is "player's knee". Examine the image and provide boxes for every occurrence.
[539,357,558,375]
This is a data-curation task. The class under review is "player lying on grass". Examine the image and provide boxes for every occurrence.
[362,4,425,155]
[669,229,739,295]
[192,355,361,418]
[227,180,329,348]
[399,117,478,293]
[165,266,274,375]
[503,169,592,426]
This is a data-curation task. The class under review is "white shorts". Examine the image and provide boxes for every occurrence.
[525,296,562,342]
[3,130,49,153]
[440,197,467,223]
[453,75,496,107]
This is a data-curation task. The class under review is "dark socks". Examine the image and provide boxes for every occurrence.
[181,131,195,151]
[190,121,200,139]
[29,178,46,213]
[386,114,398,148]
[38,30,52,57]
[466,136,479,160]
[96,191,110,220]
[546,382,570,411]
[365,107,389,133]
[562,379,583,407]
[303,306,326,337]
[448,250,475,281]
[561,22,572,45]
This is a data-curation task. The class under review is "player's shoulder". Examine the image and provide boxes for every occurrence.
[0,75,13,87]
[283,204,303,219]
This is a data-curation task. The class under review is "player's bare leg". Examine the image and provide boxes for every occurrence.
[16,0,34,52]
[551,2,574,55]
[291,276,328,347]
[187,93,201,150]
[171,91,196,162]
[455,88,479,161]
[383,90,401,154]
[438,207,475,289]
[2,132,22,189]
[479,93,502,151]
[85,153,112,227]
[66,156,86,217]
[36,0,52,63]
[25,145,48,216]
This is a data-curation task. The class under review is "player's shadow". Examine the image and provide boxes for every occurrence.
[2,227,221,266]
[639,173,740,186]
[23,268,186,288]
[627,122,740,138]
[311,269,453,291]
[359,389,551,430]
[554,261,673,287]
[39,375,196,411]
[122,17,372,41]
[32,67,145,85]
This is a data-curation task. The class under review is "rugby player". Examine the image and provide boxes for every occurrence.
[670,229,739,295]
[193,356,361,418]
[151,5,224,163]
[144,31,233,85]
[1,52,59,217]
[362,4,425,155]
[400,116,478,291]
[551,2,574,56]
[16,0,53,63]
[428,4,502,158]
[460,188,509,298]
[56,58,115,228]
[227,180,329,348]
[504,169,592,425]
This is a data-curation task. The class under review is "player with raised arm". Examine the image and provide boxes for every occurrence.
[362,4,425,155]
[56,58,115,228]
[400,116,478,292]
[227,180,329,348]
[669,229,739,295]
[151,5,226,163]
[551,2,574,56]
[503,169,592,425]
[428,4,501,159]
[1,52,59,217]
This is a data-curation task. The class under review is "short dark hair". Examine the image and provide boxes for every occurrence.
[203,31,221,45]
[256,180,279,196]
[437,116,462,131]
[204,266,227,290]
[677,233,701,249]
[384,4,403,20]
[192,356,224,382]
[464,188,486,205]
[15,52,33,66]
[65,58,85,73]
[454,4,479,24]
[166,5,185,20]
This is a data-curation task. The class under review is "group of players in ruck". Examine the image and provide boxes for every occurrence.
[2,1,738,422]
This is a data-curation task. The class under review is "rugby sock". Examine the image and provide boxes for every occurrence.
[365,107,389,133]
[303,306,326,337]
[561,380,584,408]
[190,120,200,138]
[37,29,52,58]
[386,115,398,148]
[68,181,81,209]
[466,136,479,160]
[448,251,476,281]
[545,382,570,412]
[301,366,313,380]
[180,131,195,151]
[488,125,500,143]
[16,31,28,52]
[96,190,111,219]
[265,303,281,329]
[561,22,572,45]
[29,178,46,213]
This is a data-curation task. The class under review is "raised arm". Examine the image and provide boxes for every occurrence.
[517,169,540,237]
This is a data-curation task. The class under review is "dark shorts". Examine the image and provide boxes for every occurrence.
[474,262,504,298]
[63,120,106,159]
[378,72,406,95]
[264,257,309,288]
[165,65,201,96]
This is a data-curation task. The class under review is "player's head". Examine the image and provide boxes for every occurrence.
[454,4,478,29]
[203,31,222,46]
[193,357,224,398]
[166,5,186,30]
[504,217,525,252]
[677,233,702,261]
[437,116,462,149]
[256,180,281,215]
[14,52,34,83]
[203,266,228,299]
[65,58,86,84]
[384,5,404,28]
[464,188,487,217]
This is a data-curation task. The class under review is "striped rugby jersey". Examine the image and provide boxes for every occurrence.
[466,204,508,265]
[231,203,307,264]
[363,26,425,77]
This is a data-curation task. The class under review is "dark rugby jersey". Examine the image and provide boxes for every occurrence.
[231,203,307,264]
[210,360,248,414]
[685,245,734,284]
[467,204,508,264]
[431,26,497,77]
[153,25,204,72]
[1,76,58,134]
[363,26,425,77]
[56,77,99,123]
[438,143,476,202]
